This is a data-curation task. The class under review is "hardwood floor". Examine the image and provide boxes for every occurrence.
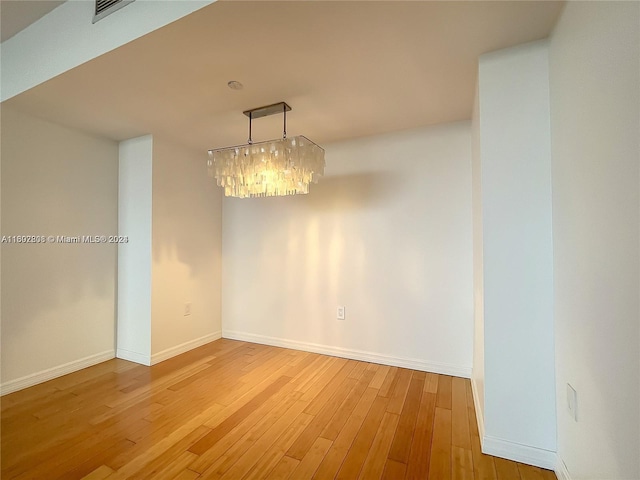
[1,339,557,480]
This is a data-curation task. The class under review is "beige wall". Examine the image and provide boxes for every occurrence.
[1,113,223,390]
[151,137,223,360]
[549,2,640,478]
[222,122,473,376]
[1,106,118,391]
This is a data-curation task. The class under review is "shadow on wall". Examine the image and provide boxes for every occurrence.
[221,160,471,359]
[302,172,401,210]
[151,142,222,279]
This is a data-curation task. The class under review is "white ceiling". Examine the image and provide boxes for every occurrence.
[0,0,65,42]
[3,1,564,151]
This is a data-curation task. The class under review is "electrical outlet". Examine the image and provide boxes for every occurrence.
[184,302,192,316]
[337,306,345,320]
[566,383,577,421]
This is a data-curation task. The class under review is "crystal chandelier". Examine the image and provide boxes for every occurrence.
[207,102,325,198]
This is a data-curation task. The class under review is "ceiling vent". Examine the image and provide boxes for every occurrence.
[93,0,135,23]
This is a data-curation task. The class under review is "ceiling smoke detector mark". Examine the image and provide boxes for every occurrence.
[227,80,244,90]
[93,0,135,24]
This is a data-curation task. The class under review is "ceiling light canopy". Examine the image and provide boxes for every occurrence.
[207,102,325,198]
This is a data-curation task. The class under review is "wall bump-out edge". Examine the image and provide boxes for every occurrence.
[471,376,486,439]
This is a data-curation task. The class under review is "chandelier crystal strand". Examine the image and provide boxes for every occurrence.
[208,135,325,198]
[207,102,325,198]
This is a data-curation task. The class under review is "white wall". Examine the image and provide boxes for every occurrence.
[471,82,485,426]
[117,135,223,366]
[476,41,556,466]
[117,135,153,365]
[223,122,473,376]
[2,123,223,383]
[549,2,640,478]
[0,0,215,102]
[151,137,223,362]
[1,106,118,393]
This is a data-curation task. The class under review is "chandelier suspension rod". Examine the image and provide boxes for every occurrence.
[243,102,292,144]
[283,103,287,140]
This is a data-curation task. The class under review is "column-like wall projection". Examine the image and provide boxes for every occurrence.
[117,135,153,365]
[117,135,223,366]
[474,41,556,468]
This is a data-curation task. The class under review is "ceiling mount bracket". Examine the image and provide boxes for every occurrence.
[243,102,291,144]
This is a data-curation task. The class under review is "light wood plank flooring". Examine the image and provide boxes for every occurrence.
[1,339,557,479]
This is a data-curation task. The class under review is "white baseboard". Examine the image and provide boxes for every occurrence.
[470,374,558,472]
[116,348,151,366]
[0,350,115,396]
[470,376,486,440]
[150,331,222,365]
[222,330,471,378]
[555,456,571,480]
[482,435,557,470]
[471,378,556,470]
